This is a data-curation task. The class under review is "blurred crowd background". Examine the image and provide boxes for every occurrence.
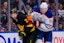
[0,0,64,32]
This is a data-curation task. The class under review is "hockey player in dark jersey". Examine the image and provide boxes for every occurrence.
[11,10,37,43]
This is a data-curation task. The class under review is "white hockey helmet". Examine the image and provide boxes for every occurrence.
[40,2,48,9]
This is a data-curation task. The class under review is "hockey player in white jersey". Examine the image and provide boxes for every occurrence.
[31,2,54,43]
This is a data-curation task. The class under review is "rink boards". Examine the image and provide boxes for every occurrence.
[0,31,64,43]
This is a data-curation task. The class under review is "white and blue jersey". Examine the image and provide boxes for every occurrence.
[31,8,53,42]
[31,8,54,32]
[38,9,53,32]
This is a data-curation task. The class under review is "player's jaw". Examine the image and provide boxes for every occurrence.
[40,8,48,14]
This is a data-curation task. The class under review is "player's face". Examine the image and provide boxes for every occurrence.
[40,8,47,14]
